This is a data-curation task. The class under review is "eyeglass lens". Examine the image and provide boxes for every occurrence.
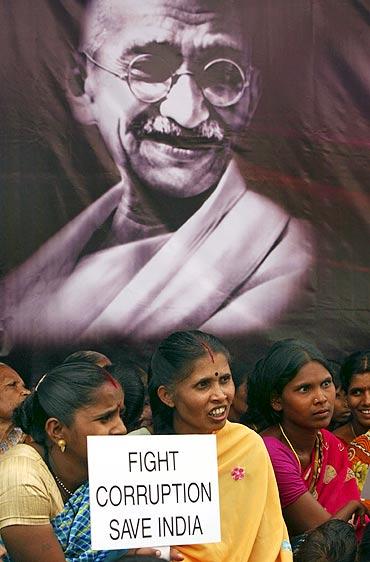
[128,54,172,103]
[128,53,247,107]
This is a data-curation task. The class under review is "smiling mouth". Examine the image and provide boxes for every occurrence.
[209,406,227,418]
[359,409,370,415]
[138,131,224,151]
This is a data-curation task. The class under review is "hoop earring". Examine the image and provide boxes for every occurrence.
[57,439,66,453]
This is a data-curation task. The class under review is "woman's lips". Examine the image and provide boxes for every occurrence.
[312,409,331,418]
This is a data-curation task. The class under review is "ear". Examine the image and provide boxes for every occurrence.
[157,385,175,408]
[271,395,283,413]
[66,52,97,126]
[44,417,67,445]
[244,67,261,126]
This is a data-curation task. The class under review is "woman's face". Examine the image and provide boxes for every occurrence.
[167,352,235,435]
[333,385,351,424]
[347,372,370,430]
[228,381,248,422]
[274,361,335,430]
[61,381,126,467]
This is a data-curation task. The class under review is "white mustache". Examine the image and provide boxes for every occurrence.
[142,115,225,142]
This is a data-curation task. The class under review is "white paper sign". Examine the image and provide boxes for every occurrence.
[87,434,220,550]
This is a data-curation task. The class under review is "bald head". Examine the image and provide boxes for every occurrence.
[0,363,20,380]
[0,364,30,421]
[81,0,250,56]
[73,0,260,198]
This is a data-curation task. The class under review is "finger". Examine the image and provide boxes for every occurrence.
[171,551,185,561]
[135,547,162,557]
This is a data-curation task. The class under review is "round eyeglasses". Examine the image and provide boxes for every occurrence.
[83,51,251,108]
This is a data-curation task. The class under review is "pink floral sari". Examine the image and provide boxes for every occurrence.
[303,429,360,513]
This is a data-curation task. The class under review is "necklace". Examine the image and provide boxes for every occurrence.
[44,447,74,498]
[53,473,74,498]
[279,423,324,494]
[279,423,301,470]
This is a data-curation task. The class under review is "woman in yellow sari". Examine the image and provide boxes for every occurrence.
[149,330,292,562]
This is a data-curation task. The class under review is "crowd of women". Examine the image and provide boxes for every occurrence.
[0,333,370,562]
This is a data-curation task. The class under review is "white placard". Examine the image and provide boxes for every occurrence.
[87,434,220,550]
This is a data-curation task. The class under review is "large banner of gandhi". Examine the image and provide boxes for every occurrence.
[1,0,370,373]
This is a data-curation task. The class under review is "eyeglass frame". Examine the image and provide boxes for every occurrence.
[83,51,251,108]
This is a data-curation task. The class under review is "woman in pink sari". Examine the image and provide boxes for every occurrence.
[244,339,366,550]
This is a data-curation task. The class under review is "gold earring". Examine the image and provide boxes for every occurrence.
[57,439,66,453]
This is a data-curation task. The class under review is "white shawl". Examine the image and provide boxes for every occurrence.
[1,161,313,348]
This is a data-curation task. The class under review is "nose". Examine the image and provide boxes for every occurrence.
[159,74,210,129]
[314,389,328,405]
[363,390,370,406]
[211,383,227,402]
[111,416,127,436]
[22,387,31,396]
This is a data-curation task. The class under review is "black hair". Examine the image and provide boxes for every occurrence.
[340,350,370,393]
[358,521,370,562]
[294,519,357,562]
[107,361,145,432]
[13,361,117,445]
[63,350,111,367]
[230,359,250,390]
[149,330,230,435]
[326,360,341,389]
[245,338,330,431]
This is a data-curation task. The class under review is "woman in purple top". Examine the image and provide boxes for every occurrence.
[244,339,365,545]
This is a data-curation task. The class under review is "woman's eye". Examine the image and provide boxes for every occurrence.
[220,375,231,384]
[322,380,332,388]
[298,386,309,393]
[196,381,209,389]
[100,413,113,422]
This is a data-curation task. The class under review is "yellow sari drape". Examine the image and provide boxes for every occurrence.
[178,422,292,562]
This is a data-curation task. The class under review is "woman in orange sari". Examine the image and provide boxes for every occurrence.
[334,350,370,494]
[348,432,370,495]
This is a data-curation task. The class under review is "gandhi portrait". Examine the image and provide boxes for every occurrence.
[0,0,313,351]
